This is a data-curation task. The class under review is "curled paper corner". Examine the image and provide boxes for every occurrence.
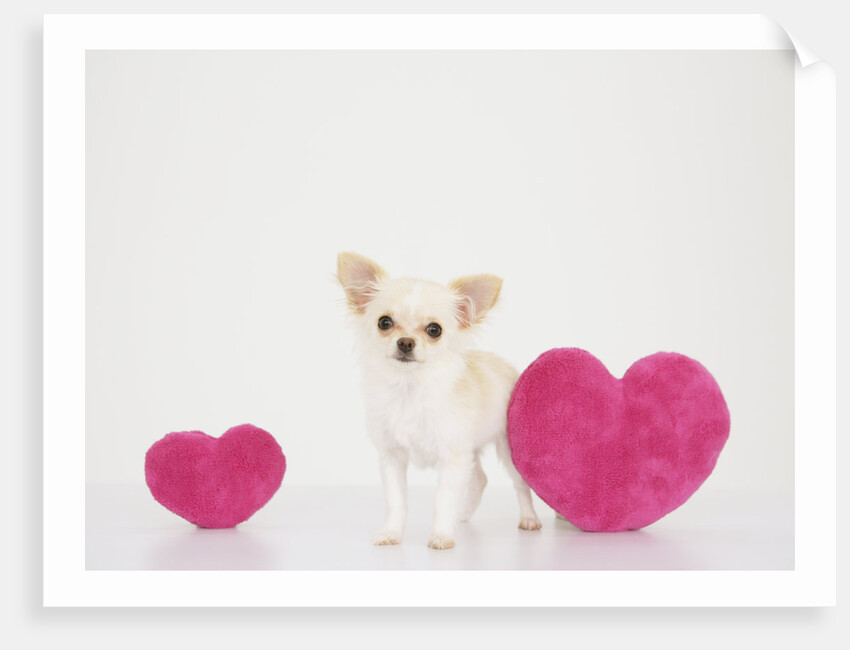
[762,15,825,69]
[785,32,825,69]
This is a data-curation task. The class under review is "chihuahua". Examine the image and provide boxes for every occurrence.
[337,252,541,550]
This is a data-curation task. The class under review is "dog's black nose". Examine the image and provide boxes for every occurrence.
[397,337,416,354]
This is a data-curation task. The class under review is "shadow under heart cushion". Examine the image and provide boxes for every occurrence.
[507,348,730,532]
[145,423,286,528]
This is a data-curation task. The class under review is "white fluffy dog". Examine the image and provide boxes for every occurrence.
[337,252,541,550]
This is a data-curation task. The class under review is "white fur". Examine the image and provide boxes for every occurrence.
[337,253,541,550]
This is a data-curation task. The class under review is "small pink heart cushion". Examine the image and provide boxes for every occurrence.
[507,349,730,532]
[145,424,286,528]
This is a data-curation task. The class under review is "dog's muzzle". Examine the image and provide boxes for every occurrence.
[395,337,417,363]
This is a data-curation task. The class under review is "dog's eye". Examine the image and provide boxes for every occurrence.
[378,316,393,330]
[425,322,442,339]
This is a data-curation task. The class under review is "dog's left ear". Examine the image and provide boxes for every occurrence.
[450,274,503,328]
[337,252,388,313]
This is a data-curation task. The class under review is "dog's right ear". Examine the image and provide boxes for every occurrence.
[337,252,387,313]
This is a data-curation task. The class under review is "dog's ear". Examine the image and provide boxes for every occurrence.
[450,274,503,328]
[337,252,388,313]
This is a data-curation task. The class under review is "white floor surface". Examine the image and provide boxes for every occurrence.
[86,484,794,571]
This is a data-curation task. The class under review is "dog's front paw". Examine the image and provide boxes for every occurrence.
[519,517,542,531]
[427,534,455,550]
[372,529,403,545]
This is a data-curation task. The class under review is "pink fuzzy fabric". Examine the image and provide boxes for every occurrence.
[145,424,286,528]
[507,349,730,532]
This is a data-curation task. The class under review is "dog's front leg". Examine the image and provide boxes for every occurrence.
[428,453,474,550]
[372,448,408,545]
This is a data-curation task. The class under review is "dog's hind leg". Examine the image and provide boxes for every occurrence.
[495,433,542,531]
[459,454,487,522]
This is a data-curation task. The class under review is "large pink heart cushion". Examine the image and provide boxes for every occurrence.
[145,424,286,528]
[507,349,730,532]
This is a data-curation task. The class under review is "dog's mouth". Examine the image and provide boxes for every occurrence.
[393,354,420,364]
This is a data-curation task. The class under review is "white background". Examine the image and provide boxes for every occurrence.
[86,49,794,497]
[2,0,846,648]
